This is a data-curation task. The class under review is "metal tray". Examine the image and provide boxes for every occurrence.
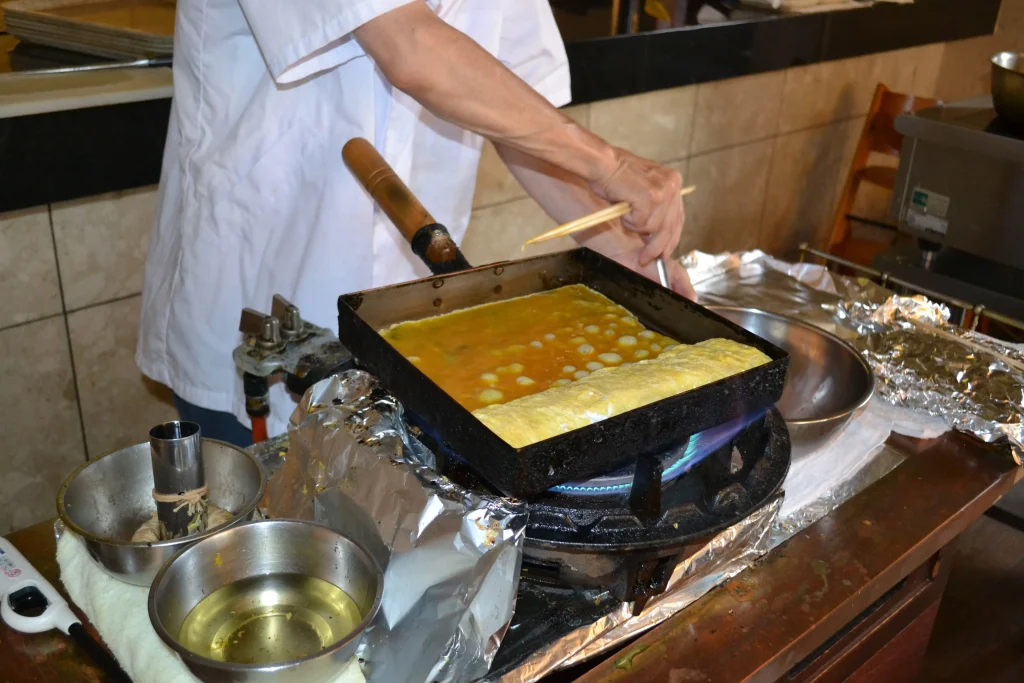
[338,248,789,498]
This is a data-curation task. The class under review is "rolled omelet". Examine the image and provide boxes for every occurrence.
[472,338,770,448]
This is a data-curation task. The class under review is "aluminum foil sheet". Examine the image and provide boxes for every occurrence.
[260,371,528,683]
[686,250,1022,463]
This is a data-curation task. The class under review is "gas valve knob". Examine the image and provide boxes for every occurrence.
[239,308,282,348]
[272,294,306,340]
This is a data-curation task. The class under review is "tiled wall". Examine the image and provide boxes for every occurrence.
[0,190,177,534]
[3,1,1023,534]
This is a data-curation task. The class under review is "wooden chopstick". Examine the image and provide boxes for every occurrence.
[523,185,696,249]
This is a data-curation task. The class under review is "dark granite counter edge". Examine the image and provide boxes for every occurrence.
[568,0,1001,103]
[0,0,1002,213]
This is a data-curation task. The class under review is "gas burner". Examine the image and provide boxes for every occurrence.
[420,407,791,613]
[521,408,789,612]
[548,409,766,496]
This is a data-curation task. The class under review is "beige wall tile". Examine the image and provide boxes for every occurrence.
[873,48,920,97]
[0,206,62,329]
[52,187,158,311]
[562,103,591,128]
[999,0,1024,39]
[690,71,784,155]
[589,86,696,162]
[68,295,176,457]
[911,44,947,98]
[472,141,527,209]
[778,55,879,133]
[934,35,999,102]
[0,317,85,534]
[462,197,573,265]
[679,140,772,256]
[471,105,590,210]
[760,119,862,257]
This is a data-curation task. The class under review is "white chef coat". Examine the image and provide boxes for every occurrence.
[137,0,571,436]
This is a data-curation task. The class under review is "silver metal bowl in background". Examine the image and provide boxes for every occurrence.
[57,439,265,586]
[992,52,1024,124]
[708,307,874,457]
[149,519,383,683]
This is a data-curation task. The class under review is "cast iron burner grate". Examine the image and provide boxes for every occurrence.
[419,407,790,614]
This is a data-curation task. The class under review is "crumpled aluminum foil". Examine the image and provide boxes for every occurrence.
[845,296,1024,462]
[686,250,1024,463]
[260,371,528,683]
[512,495,783,680]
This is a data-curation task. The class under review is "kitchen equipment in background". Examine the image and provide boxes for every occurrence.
[2,0,174,60]
[991,51,1024,124]
[1,537,132,683]
[708,307,874,457]
[57,437,265,586]
[149,519,383,683]
[882,94,1024,325]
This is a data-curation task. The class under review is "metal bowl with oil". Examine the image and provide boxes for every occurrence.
[708,307,874,457]
[149,519,383,683]
[57,439,265,586]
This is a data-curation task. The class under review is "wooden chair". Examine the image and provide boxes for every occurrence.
[827,84,940,267]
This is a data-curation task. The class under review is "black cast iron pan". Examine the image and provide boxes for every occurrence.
[340,139,789,499]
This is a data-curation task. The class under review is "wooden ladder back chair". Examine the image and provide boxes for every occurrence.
[827,84,940,267]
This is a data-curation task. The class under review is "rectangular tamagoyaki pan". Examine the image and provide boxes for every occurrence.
[337,247,789,499]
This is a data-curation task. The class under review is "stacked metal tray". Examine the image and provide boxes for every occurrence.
[2,0,173,60]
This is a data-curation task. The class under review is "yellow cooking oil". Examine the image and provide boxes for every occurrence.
[178,573,364,665]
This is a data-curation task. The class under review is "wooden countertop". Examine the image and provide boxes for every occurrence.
[0,432,1018,682]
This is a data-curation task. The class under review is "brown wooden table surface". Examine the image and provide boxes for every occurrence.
[0,432,1019,683]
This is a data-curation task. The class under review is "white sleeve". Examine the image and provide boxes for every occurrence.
[239,0,419,85]
[498,0,572,108]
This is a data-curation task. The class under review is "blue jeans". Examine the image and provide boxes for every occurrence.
[173,394,253,448]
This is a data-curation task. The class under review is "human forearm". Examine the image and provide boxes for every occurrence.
[354,2,616,184]
[494,143,626,252]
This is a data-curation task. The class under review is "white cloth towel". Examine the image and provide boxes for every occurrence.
[56,531,365,683]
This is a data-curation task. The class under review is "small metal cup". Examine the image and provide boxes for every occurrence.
[150,421,206,537]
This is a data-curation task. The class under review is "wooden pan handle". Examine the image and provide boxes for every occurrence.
[343,138,472,274]
[343,138,436,242]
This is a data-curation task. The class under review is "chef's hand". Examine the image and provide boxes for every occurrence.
[588,147,685,267]
[578,227,697,300]
[611,246,697,301]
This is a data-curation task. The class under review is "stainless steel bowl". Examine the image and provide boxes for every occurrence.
[708,307,874,456]
[57,439,265,586]
[992,52,1024,124]
[149,520,383,683]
